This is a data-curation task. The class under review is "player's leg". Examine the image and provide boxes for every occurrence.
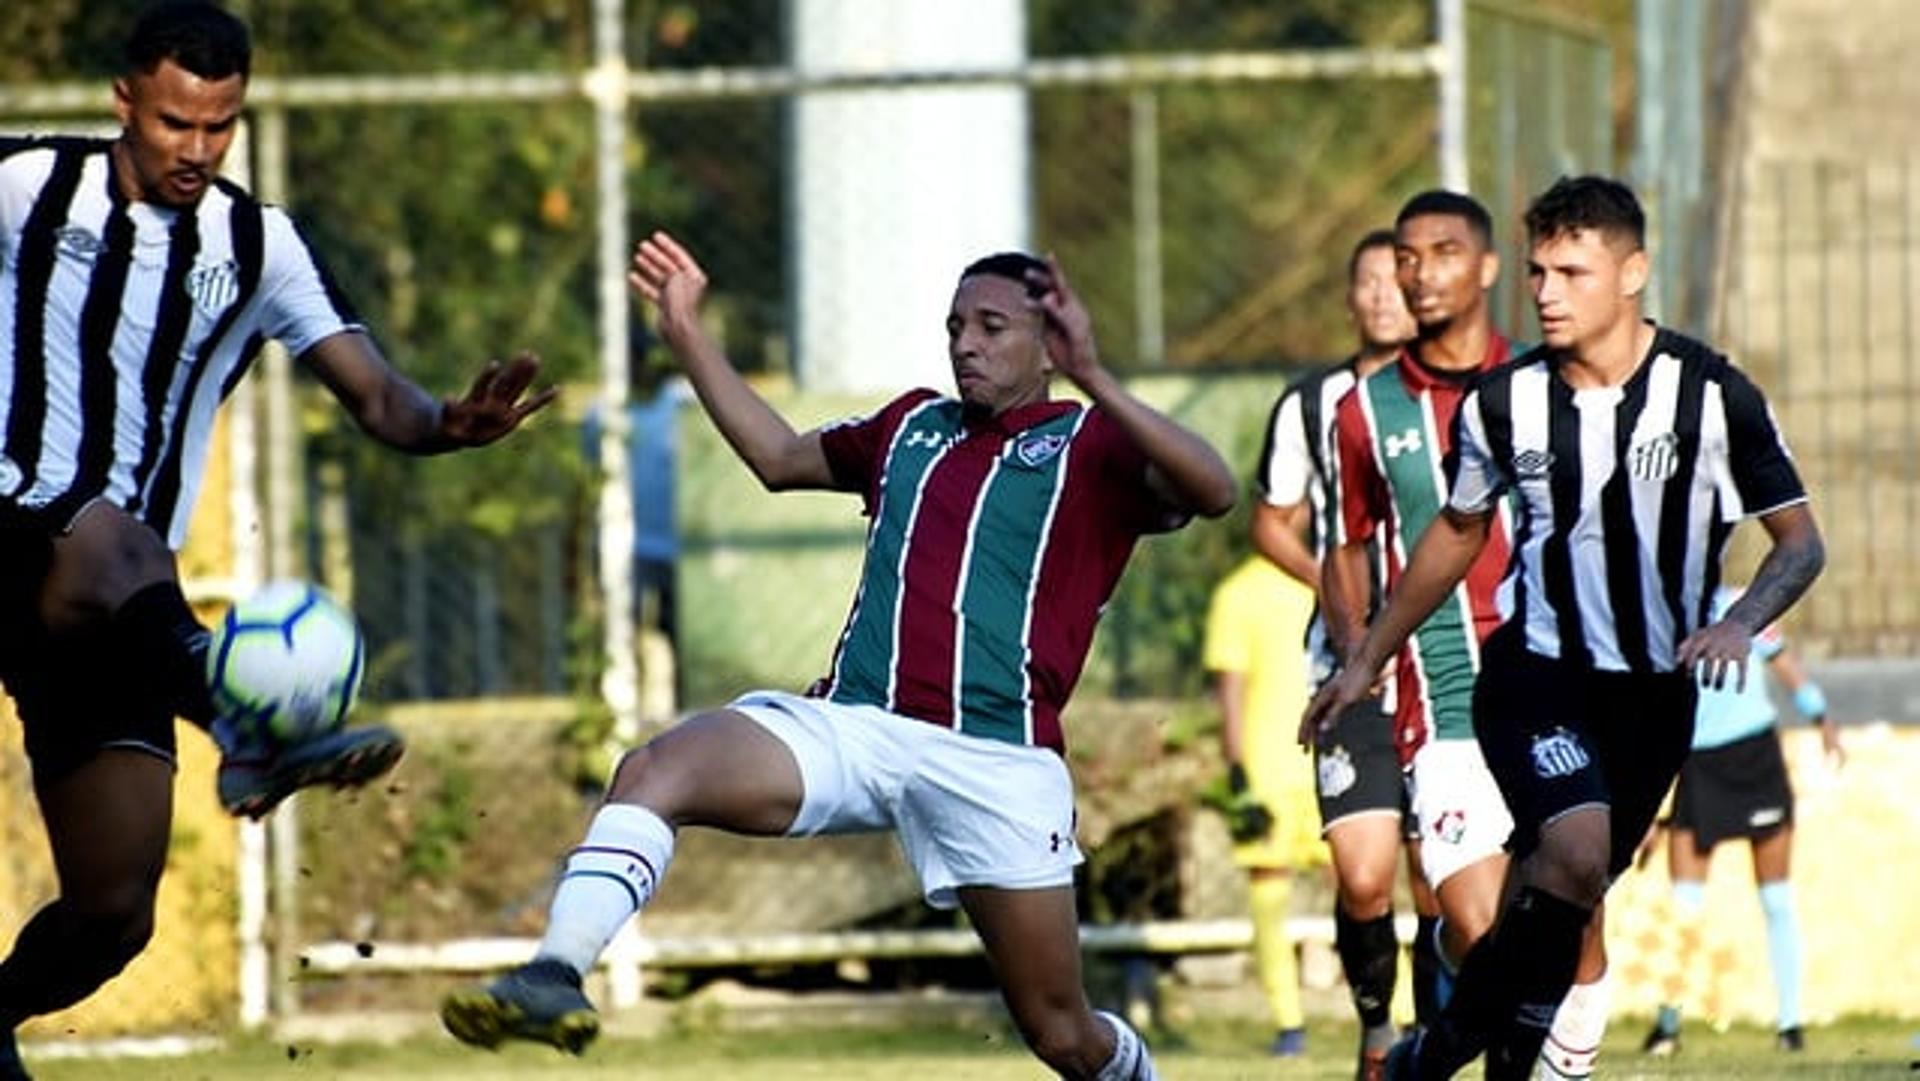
[45,502,402,819]
[442,702,810,1052]
[0,749,173,1047]
[1646,824,1710,1054]
[961,885,1154,1079]
[1751,823,1805,1049]
[1537,902,1610,1080]
[1407,839,1445,1026]
[1244,867,1306,1055]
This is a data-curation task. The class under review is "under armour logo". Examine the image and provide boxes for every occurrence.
[1049,831,1067,853]
[1629,431,1680,482]
[903,430,951,451]
[1384,428,1424,458]
[1530,728,1591,779]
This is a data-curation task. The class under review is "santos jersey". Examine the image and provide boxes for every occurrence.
[1334,336,1515,762]
[816,388,1182,753]
[0,136,360,547]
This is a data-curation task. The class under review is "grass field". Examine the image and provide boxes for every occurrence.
[21,1015,1917,1080]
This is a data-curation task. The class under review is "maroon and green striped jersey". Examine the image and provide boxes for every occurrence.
[816,388,1180,753]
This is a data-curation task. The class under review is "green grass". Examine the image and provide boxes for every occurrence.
[24,1016,1917,1080]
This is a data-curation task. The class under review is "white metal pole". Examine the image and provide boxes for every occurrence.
[1129,88,1164,367]
[1436,0,1469,192]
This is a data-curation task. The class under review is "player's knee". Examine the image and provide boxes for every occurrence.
[70,906,156,984]
[1530,839,1608,905]
[1337,866,1395,916]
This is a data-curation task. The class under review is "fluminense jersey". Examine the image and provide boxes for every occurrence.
[1334,336,1515,761]
[0,136,360,547]
[1447,327,1807,673]
[816,388,1181,753]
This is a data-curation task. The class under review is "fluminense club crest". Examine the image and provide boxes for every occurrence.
[1015,432,1067,467]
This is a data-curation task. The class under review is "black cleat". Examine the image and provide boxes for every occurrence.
[1776,1025,1805,1052]
[442,958,600,1055]
[217,724,406,819]
[1641,1023,1680,1057]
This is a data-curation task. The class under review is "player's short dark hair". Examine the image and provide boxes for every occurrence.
[126,2,252,81]
[1524,175,1646,249]
[1347,228,1398,282]
[960,252,1049,289]
[1396,190,1494,249]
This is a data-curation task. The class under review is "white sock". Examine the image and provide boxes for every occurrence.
[1094,1010,1158,1081]
[1536,970,1611,1080]
[535,803,675,975]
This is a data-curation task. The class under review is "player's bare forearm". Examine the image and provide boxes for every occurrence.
[1251,502,1318,588]
[659,313,832,491]
[1722,504,1825,635]
[1345,507,1489,680]
[1320,540,1373,662]
[1077,366,1236,517]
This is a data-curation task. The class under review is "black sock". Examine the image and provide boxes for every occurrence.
[1483,888,1590,1081]
[111,581,216,729]
[1413,930,1504,1077]
[1335,905,1398,1030]
[0,901,148,1026]
[1413,913,1444,1026]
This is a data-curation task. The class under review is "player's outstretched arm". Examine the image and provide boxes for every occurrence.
[630,230,834,492]
[302,332,557,454]
[1678,503,1825,691]
[1025,254,1235,517]
[1299,506,1490,745]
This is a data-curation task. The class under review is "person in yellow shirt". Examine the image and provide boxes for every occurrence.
[1203,555,1327,1056]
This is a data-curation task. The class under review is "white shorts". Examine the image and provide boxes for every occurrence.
[730,690,1083,909]
[1409,738,1515,888]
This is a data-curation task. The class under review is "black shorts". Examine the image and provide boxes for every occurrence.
[1473,625,1697,878]
[0,505,176,782]
[1671,727,1793,850]
[1314,696,1409,833]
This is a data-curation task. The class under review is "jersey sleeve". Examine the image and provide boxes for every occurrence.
[1080,406,1193,536]
[817,388,940,509]
[1255,386,1311,507]
[1718,365,1807,520]
[259,208,365,359]
[1331,389,1387,545]
[1445,386,1510,515]
[1202,571,1255,675]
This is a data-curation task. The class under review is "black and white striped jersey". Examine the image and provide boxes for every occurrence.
[0,135,360,548]
[1447,327,1807,674]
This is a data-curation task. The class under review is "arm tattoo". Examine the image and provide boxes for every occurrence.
[1725,532,1826,633]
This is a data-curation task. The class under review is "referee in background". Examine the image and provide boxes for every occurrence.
[1305,175,1825,1081]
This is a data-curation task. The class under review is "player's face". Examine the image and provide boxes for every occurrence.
[1348,243,1415,351]
[113,58,247,209]
[947,274,1051,414]
[1527,228,1647,351]
[1395,213,1497,330]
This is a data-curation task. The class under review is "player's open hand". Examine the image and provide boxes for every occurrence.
[629,230,708,335]
[1299,662,1374,748]
[438,352,556,447]
[1024,254,1102,388]
[1675,618,1753,691]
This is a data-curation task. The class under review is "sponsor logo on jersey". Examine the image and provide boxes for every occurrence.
[1015,432,1068,467]
[1530,727,1591,779]
[187,259,241,315]
[1384,428,1424,458]
[903,429,954,452]
[1630,431,1680,482]
[1317,745,1357,799]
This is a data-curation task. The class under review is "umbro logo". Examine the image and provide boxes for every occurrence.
[56,225,103,261]
[1512,448,1554,478]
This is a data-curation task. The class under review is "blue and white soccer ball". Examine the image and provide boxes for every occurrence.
[207,580,365,746]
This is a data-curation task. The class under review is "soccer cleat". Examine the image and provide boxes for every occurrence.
[1269,1027,1306,1057]
[1357,1045,1389,1081]
[1640,1023,1680,1057]
[217,724,406,820]
[1381,1031,1420,1081]
[441,958,600,1055]
[0,1028,30,1081]
[1776,1026,1805,1052]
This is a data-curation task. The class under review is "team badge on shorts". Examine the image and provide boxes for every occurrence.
[1530,727,1591,779]
[1317,745,1357,798]
[1432,807,1467,845]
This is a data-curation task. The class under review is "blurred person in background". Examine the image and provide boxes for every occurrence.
[0,4,552,1077]
[1639,583,1844,1057]
[1252,228,1440,1077]
[1201,553,1324,1057]
[441,230,1236,1081]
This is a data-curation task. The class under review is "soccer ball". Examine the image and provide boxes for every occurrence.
[208,580,365,746]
